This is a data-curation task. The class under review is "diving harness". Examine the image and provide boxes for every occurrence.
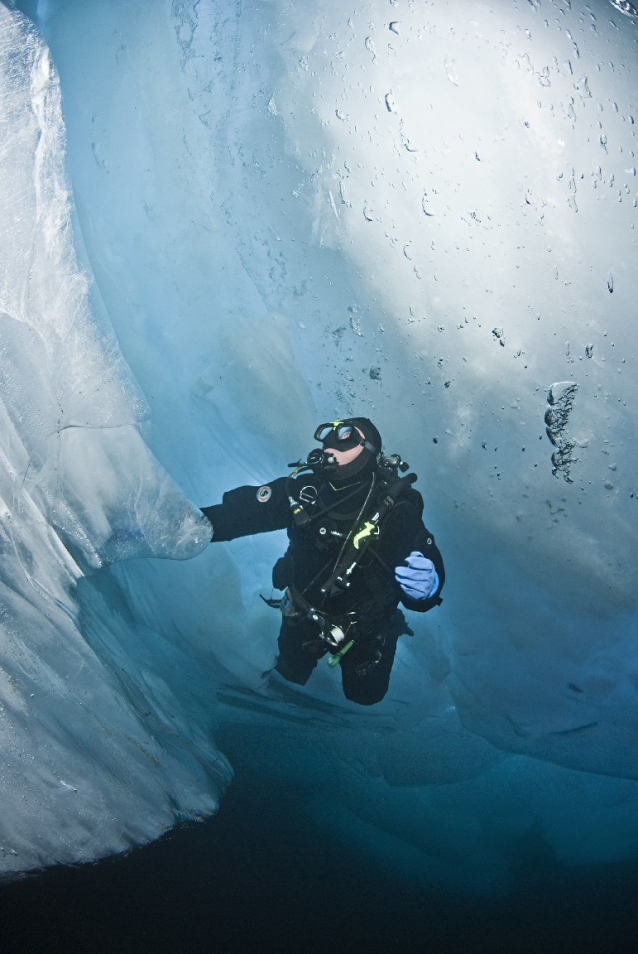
[262,450,417,668]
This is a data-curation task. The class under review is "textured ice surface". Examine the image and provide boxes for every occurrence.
[2,0,637,891]
[0,6,228,877]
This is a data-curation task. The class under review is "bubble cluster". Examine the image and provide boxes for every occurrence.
[545,381,580,482]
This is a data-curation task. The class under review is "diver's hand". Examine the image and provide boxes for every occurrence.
[395,551,439,600]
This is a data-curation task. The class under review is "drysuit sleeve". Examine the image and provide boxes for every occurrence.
[201,477,289,542]
[399,523,445,613]
[382,495,445,614]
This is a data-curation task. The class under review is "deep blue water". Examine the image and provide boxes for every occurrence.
[1,741,638,954]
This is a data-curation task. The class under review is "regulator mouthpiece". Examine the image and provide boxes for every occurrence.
[307,447,338,473]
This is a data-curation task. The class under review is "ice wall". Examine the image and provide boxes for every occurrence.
[2,0,637,891]
[0,6,229,877]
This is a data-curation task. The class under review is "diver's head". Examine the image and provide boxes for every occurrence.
[313,418,382,480]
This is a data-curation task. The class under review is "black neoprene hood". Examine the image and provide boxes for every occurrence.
[346,417,382,453]
[321,417,382,481]
[323,417,382,454]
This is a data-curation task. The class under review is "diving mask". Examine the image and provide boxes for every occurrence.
[314,421,377,455]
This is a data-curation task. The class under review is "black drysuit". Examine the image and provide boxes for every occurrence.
[202,467,444,705]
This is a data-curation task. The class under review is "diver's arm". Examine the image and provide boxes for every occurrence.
[201,477,289,542]
[382,503,444,613]
[396,523,444,612]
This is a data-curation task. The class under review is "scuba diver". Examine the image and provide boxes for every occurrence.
[201,418,444,706]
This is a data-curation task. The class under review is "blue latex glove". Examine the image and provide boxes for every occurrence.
[395,551,439,601]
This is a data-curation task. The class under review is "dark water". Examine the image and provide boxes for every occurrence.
[1,757,637,954]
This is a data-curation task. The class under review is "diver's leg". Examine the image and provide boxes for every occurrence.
[339,622,399,705]
[275,616,324,685]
